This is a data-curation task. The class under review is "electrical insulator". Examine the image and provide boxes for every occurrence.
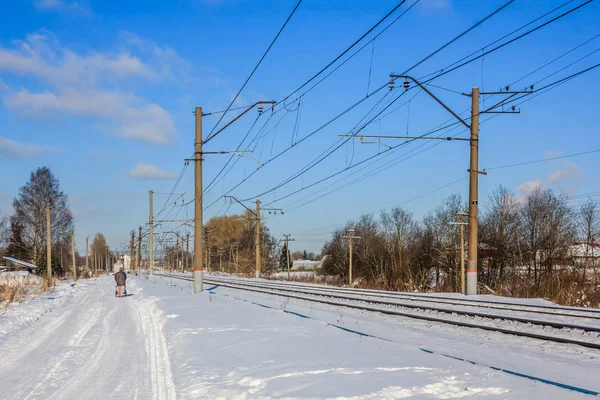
[511,105,515,111]
[258,105,263,114]
[505,85,510,91]
[389,79,394,91]
[530,84,534,91]
[403,79,409,90]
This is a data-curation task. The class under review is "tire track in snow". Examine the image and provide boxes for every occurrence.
[137,295,177,400]
[23,297,106,399]
[0,286,94,369]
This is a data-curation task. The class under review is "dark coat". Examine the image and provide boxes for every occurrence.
[115,271,127,286]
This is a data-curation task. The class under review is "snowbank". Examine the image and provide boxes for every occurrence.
[0,271,43,287]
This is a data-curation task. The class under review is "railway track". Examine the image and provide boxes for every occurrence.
[214,275,600,321]
[153,273,600,350]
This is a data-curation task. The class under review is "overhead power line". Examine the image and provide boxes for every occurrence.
[236,0,517,203]
[206,0,303,138]
[205,0,591,213]
[280,62,600,213]
[487,149,600,170]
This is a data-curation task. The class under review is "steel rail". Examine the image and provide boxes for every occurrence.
[151,273,600,350]
[210,275,600,320]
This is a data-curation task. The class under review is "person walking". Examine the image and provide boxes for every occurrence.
[115,267,127,297]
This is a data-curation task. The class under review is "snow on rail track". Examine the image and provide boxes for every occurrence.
[156,273,600,350]
[219,275,600,320]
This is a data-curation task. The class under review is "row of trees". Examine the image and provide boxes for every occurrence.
[0,166,113,277]
[1,167,74,276]
[320,186,599,304]
[202,211,278,274]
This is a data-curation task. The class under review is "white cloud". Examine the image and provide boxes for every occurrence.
[0,31,187,145]
[127,163,177,180]
[547,160,584,185]
[518,179,542,196]
[33,0,92,15]
[4,89,176,144]
[0,136,56,158]
[0,32,155,87]
[517,160,585,197]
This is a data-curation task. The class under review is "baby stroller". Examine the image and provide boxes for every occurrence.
[115,285,128,297]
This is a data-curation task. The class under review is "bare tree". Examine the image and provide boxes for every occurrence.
[380,207,419,288]
[422,194,464,291]
[91,233,108,270]
[10,167,74,266]
[479,186,521,288]
[577,199,599,277]
[521,187,574,291]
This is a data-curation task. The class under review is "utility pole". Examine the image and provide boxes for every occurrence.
[204,227,209,273]
[185,233,189,272]
[219,248,223,273]
[130,231,135,272]
[193,106,204,293]
[224,196,282,278]
[46,202,52,285]
[86,237,89,275]
[255,200,261,278]
[137,226,142,272]
[175,234,179,272]
[71,231,77,281]
[235,243,239,274]
[467,88,480,296]
[282,234,295,280]
[342,229,360,286]
[106,247,110,274]
[149,190,154,276]
[451,213,468,294]
[341,75,527,294]
[181,232,185,272]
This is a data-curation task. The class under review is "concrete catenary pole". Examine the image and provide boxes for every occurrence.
[461,217,465,295]
[130,231,135,272]
[186,233,189,272]
[204,227,209,272]
[219,249,223,273]
[106,246,110,274]
[467,87,480,295]
[149,190,154,276]
[137,226,142,272]
[46,203,52,285]
[175,234,179,272]
[86,237,89,274]
[255,200,261,278]
[71,231,77,281]
[283,234,295,280]
[342,229,360,286]
[236,244,239,274]
[181,232,185,272]
[193,106,204,293]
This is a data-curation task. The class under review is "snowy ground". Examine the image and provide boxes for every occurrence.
[0,275,598,399]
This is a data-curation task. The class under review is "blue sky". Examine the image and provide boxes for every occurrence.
[0,0,598,255]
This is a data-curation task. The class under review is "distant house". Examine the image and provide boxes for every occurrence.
[1,256,38,273]
[120,255,132,270]
[291,260,321,271]
[570,242,600,267]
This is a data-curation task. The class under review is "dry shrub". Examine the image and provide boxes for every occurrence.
[492,268,600,308]
[1,285,22,308]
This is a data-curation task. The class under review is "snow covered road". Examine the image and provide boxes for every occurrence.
[0,277,175,400]
[0,274,598,399]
